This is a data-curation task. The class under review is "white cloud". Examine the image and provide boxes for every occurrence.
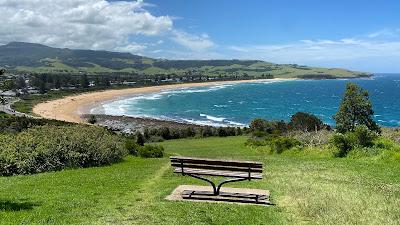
[0,0,173,53]
[367,28,400,39]
[171,30,215,52]
[114,43,147,53]
[227,34,400,71]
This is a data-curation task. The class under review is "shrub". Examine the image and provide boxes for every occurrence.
[0,125,126,176]
[138,145,164,158]
[331,125,378,157]
[244,138,266,147]
[351,125,377,147]
[125,139,140,155]
[381,128,400,144]
[136,132,145,146]
[147,135,164,143]
[200,127,214,137]
[270,137,301,154]
[289,112,324,132]
[288,130,333,147]
[87,115,97,124]
[159,127,171,139]
[0,116,70,133]
[331,133,354,157]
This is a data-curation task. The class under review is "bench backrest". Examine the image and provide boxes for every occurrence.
[170,156,263,179]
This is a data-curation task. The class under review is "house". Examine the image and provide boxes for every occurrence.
[1,90,17,97]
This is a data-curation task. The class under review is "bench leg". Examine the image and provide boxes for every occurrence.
[216,177,247,195]
[186,174,217,194]
[186,174,248,195]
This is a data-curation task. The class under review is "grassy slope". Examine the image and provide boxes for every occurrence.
[14,60,368,78]
[1,136,399,224]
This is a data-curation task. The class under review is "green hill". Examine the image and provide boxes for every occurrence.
[0,42,371,78]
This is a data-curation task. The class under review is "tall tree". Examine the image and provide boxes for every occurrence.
[334,83,380,133]
[0,96,5,105]
[80,74,90,88]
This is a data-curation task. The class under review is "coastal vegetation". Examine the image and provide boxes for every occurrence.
[1,79,400,223]
[0,125,126,176]
[1,136,400,224]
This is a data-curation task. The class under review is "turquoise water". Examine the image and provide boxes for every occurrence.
[95,74,400,127]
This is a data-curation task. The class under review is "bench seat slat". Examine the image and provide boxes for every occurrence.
[170,156,262,168]
[174,168,263,179]
[171,163,262,173]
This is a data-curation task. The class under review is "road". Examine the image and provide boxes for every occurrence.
[0,97,37,118]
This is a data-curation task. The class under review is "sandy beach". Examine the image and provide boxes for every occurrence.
[33,78,295,123]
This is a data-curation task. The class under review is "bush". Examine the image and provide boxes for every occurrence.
[0,125,126,176]
[138,145,164,158]
[331,133,353,157]
[0,116,71,133]
[270,137,301,154]
[382,128,400,144]
[136,132,145,146]
[351,125,377,147]
[331,125,378,157]
[125,139,140,155]
[288,130,333,147]
[87,115,97,124]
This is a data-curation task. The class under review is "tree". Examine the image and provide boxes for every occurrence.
[249,118,287,134]
[0,68,5,75]
[0,96,5,105]
[250,118,267,132]
[80,75,90,88]
[1,80,15,91]
[30,74,47,93]
[289,112,323,132]
[16,76,26,89]
[333,83,380,133]
[136,132,145,146]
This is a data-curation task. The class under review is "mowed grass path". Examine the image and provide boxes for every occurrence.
[1,136,400,224]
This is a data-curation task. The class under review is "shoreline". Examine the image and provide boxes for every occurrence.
[33,78,296,123]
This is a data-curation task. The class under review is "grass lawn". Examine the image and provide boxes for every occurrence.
[1,136,400,224]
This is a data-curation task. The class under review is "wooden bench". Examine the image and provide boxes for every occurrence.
[170,156,268,204]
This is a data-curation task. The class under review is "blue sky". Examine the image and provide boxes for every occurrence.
[1,0,400,72]
[145,0,400,72]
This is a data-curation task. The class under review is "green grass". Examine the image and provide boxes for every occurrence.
[1,136,400,224]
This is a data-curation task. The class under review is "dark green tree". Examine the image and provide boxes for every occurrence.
[1,80,15,91]
[80,75,90,88]
[0,68,5,75]
[333,83,380,133]
[16,76,26,89]
[289,112,323,132]
[136,132,145,146]
[0,96,5,105]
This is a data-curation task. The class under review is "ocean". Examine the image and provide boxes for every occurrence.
[93,74,400,127]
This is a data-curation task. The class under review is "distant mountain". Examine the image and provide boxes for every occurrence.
[0,42,371,78]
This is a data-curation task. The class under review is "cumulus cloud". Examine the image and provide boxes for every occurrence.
[171,30,215,51]
[0,0,177,53]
